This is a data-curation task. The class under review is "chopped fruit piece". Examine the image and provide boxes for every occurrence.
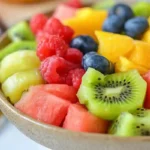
[0,41,36,61]
[64,48,83,64]
[82,52,114,74]
[70,35,98,54]
[95,31,134,63]
[34,84,78,103]
[143,71,150,109]
[8,21,35,41]
[40,56,68,84]
[30,13,48,35]
[15,85,71,126]
[63,104,109,133]
[129,40,150,69]
[124,17,149,39]
[2,69,44,104]
[65,0,82,8]
[109,3,134,21]
[0,51,40,83]
[64,8,107,40]
[43,18,74,43]
[37,35,68,61]
[66,68,85,89]
[142,29,150,44]
[53,4,77,21]
[109,109,150,136]
[115,56,148,75]
[77,68,146,120]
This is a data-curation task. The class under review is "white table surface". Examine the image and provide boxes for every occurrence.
[0,118,50,150]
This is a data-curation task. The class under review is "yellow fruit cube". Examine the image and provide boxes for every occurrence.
[129,40,150,69]
[115,56,148,75]
[64,8,107,40]
[142,29,150,44]
[95,31,134,63]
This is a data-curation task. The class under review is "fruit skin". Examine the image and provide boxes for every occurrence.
[115,56,148,75]
[66,68,85,90]
[102,15,124,33]
[95,31,134,63]
[37,35,68,61]
[53,4,77,21]
[142,29,150,44]
[30,13,48,35]
[65,0,82,8]
[15,85,71,126]
[77,68,147,120]
[124,17,149,38]
[43,18,74,43]
[142,71,150,109]
[70,35,98,54]
[8,21,35,41]
[132,2,150,18]
[0,41,36,61]
[33,84,78,103]
[82,52,114,74]
[129,40,150,69]
[0,50,40,83]
[64,48,83,65]
[64,8,107,40]
[109,3,134,21]
[2,69,44,104]
[63,104,109,133]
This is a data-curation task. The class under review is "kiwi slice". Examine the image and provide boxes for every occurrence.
[109,109,150,136]
[77,68,147,120]
[8,21,35,42]
[0,41,36,61]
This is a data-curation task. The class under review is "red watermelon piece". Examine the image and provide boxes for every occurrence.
[143,71,150,109]
[30,84,78,103]
[15,85,71,126]
[63,104,109,133]
[53,4,77,21]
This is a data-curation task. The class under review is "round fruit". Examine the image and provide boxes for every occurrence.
[70,35,98,54]
[102,15,124,33]
[82,52,114,74]
[109,3,134,21]
[124,17,149,38]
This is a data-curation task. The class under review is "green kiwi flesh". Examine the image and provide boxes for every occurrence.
[8,21,35,42]
[77,68,147,120]
[109,109,150,136]
[0,41,36,61]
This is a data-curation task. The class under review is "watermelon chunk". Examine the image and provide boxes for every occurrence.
[53,4,77,21]
[15,85,71,126]
[63,104,109,133]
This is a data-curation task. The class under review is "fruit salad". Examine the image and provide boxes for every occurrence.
[0,0,150,137]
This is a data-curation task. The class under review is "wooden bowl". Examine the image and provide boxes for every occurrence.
[0,1,150,150]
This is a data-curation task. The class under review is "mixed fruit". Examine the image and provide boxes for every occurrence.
[0,0,150,137]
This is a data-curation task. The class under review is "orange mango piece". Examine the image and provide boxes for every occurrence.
[115,56,148,75]
[142,29,150,44]
[95,31,134,63]
[63,8,107,40]
[129,40,150,69]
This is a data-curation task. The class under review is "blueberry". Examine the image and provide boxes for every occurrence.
[109,3,134,21]
[102,15,124,33]
[82,52,114,74]
[124,17,149,38]
[70,35,98,54]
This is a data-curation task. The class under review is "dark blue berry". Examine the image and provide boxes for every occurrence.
[70,35,98,54]
[102,15,124,33]
[124,17,149,38]
[109,3,134,21]
[82,52,114,74]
